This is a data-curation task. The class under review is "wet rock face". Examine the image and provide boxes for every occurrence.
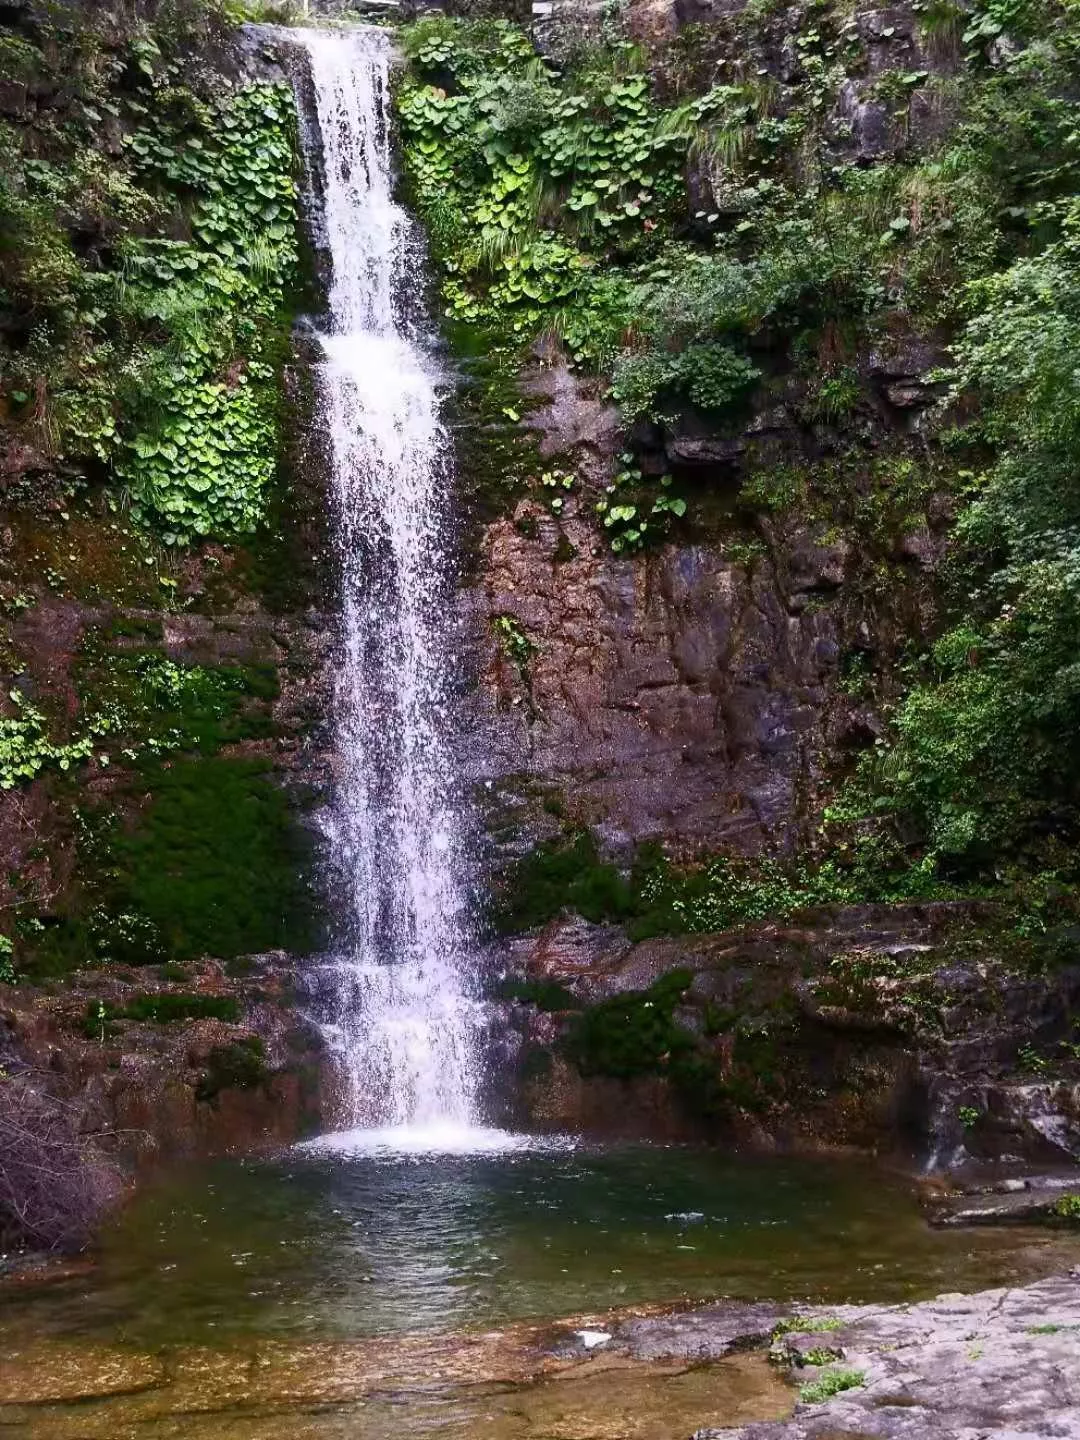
[0,580,334,963]
[0,953,327,1169]
[478,519,847,852]
[473,477,928,857]
[470,326,939,856]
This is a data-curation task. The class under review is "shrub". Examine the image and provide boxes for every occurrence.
[846,202,1080,875]
[490,829,632,932]
[196,1036,268,1105]
[610,342,760,420]
[0,1063,120,1252]
[564,968,695,1078]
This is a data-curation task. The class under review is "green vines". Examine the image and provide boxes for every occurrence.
[118,84,299,540]
[0,693,100,790]
[0,4,300,544]
[0,649,275,792]
[493,613,536,682]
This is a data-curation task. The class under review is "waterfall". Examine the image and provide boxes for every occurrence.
[295,28,485,1143]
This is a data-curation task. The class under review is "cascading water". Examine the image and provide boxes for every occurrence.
[295,27,488,1146]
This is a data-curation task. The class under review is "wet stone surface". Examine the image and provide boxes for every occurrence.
[9,1274,1080,1438]
[0,1323,792,1439]
[688,1273,1080,1439]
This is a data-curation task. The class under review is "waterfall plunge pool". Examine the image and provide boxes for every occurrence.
[10,1141,1075,1350]
[7,27,1076,1437]
[4,1141,1080,1437]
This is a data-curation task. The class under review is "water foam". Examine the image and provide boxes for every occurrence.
[300,1125,576,1159]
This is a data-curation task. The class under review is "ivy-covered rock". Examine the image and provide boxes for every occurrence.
[0,1,300,543]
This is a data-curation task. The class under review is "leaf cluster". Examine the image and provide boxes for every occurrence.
[0,3,299,544]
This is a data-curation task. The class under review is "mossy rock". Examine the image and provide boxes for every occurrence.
[106,756,321,965]
[565,968,696,1079]
[196,1036,269,1106]
[493,975,581,1011]
[81,991,241,1033]
[489,829,633,934]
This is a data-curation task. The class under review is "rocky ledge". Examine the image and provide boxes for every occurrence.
[1,952,326,1170]
[549,1273,1080,1439]
[501,901,1080,1167]
[714,1274,1080,1439]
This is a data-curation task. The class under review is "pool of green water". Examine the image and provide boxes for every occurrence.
[4,1140,1076,1349]
[5,1141,1080,1438]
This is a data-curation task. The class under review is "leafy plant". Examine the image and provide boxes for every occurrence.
[0,692,99,790]
[803,1347,845,1366]
[493,614,536,683]
[0,17,299,546]
[118,83,299,540]
[799,1369,866,1404]
[595,455,686,553]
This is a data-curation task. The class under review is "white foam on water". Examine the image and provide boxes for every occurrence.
[577,1329,613,1350]
[301,1126,577,1159]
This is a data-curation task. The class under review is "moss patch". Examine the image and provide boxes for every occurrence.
[81,991,241,1034]
[493,976,581,1011]
[20,755,321,977]
[565,968,696,1079]
[489,829,633,933]
[196,1036,269,1106]
[107,757,320,965]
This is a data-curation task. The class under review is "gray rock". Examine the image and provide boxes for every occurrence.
[897,526,943,570]
[868,336,948,381]
[616,1302,789,1360]
[688,1273,1080,1439]
[837,81,899,160]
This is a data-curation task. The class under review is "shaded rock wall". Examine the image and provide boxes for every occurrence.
[470,351,939,858]
[498,903,1080,1168]
[2,953,327,1167]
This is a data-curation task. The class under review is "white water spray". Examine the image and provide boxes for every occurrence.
[296,28,485,1139]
